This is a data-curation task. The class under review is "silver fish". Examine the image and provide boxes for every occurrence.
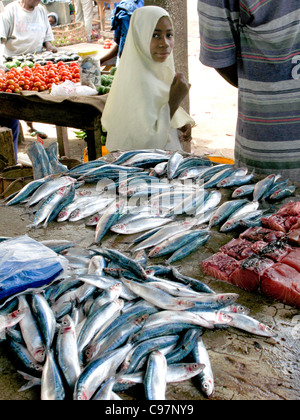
[220,201,260,232]
[41,350,65,400]
[144,350,168,400]
[110,216,174,235]
[167,151,184,180]
[131,220,196,252]
[253,174,277,201]
[217,170,254,188]
[56,315,81,389]
[232,184,255,198]
[192,336,214,398]
[74,342,134,400]
[122,279,195,311]
[209,199,249,228]
[18,295,46,363]
[25,176,76,208]
[68,196,114,222]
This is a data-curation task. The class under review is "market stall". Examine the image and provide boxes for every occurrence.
[0,150,299,401]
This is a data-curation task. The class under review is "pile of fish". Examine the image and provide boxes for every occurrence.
[4,150,297,265]
[202,201,300,308]
[0,238,277,400]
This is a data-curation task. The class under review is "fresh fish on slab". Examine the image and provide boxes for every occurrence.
[192,335,214,398]
[77,299,124,354]
[68,197,115,222]
[94,199,125,244]
[194,190,221,215]
[220,201,260,232]
[131,220,196,252]
[115,361,205,390]
[27,185,74,229]
[41,350,65,400]
[167,151,184,180]
[29,293,56,349]
[74,342,134,400]
[144,350,167,400]
[148,229,209,258]
[203,166,237,189]
[122,279,195,311]
[56,315,81,389]
[98,248,148,280]
[18,295,46,363]
[269,185,296,201]
[110,215,174,235]
[5,175,54,206]
[217,170,254,188]
[196,164,233,182]
[0,308,26,340]
[209,199,249,228]
[25,176,77,208]
[253,174,277,201]
[232,184,255,198]
[166,232,211,263]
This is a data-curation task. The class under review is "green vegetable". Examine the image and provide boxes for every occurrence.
[5,61,18,69]
[110,67,117,75]
[21,61,34,68]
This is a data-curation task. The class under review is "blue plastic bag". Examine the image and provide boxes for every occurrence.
[0,235,67,303]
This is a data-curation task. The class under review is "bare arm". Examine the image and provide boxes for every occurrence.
[43,41,57,53]
[169,72,191,119]
[100,42,119,66]
[216,63,238,88]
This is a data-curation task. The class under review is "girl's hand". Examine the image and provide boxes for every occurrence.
[178,124,192,143]
[169,72,191,118]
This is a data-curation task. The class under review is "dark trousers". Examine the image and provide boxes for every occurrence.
[0,118,20,162]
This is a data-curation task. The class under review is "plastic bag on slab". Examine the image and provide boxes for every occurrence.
[45,142,68,174]
[27,141,67,179]
[50,80,97,96]
[0,235,68,303]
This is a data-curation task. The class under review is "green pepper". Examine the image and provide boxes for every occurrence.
[5,61,18,69]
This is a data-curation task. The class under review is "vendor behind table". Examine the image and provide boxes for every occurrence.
[0,0,58,144]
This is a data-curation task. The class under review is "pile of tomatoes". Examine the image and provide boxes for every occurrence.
[0,61,80,93]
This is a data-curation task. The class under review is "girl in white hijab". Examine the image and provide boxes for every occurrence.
[101,5,194,152]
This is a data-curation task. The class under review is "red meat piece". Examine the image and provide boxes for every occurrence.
[260,263,300,308]
[240,226,285,243]
[229,256,274,292]
[281,248,300,272]
[220,238,256,261]
[287,228,300,246]
[277,202,300,217]
[261,214,288,233]
[251,241,268,253]
[258,240,293,262]
[201,252,240,282]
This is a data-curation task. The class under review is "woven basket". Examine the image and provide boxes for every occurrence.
[52,22,88,47]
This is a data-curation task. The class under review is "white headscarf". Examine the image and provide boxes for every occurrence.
[101,5,194,152]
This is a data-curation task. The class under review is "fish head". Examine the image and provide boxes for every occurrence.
[201,378,214,398]
[216,311,232,324]
[187,363,205,373]
[219,293,239,305]
[259,323,277,337]
[69,209,81,220]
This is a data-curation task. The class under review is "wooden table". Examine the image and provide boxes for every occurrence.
[0,91,107,161]
[94,0,116,32]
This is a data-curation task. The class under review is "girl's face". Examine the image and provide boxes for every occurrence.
[150,16,174,63]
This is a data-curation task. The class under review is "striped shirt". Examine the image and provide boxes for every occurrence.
[198,0,300,181]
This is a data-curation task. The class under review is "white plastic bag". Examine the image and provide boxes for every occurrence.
[50,80,97,96]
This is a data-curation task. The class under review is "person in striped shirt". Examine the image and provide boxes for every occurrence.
[198,0,300,182]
